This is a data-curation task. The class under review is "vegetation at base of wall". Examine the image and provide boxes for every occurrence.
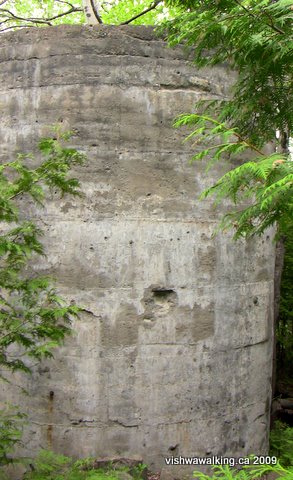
[22,450,116,480]
[0,128,85,465]
[192,462,293,480]
[1,449,293,480]
[270,421,293,467]
[190,426,293,479]
[0,405,26,466]
[8,450,148,480]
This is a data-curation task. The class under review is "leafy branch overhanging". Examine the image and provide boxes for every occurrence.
[0,129,85,464]
[175,112,292,239]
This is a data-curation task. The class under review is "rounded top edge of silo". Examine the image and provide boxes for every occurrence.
[0,24,158,43]
[0,24,192,63]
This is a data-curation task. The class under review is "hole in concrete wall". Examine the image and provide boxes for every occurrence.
[152,288,175,301]
[168,443,179,452]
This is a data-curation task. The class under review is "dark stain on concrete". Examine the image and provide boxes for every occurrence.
[100,304,139,347]
[47,390,54,450]
[176,302,215,343]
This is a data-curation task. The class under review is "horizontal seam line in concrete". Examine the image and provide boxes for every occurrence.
[1,84,216,94]
[30,404,264,428]
[29,217,221,223]
[55,280,273,291]
[214,338,270,352]
[97,339,270,348]
[144,340,270,348]
[0,53,192,63]
[0,86,220,96]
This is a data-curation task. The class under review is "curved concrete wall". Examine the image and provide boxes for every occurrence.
[0,25,275,473]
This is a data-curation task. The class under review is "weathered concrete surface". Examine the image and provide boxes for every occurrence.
[0,25,275,475]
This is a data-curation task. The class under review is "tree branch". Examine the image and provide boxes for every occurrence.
[44,7,83,22]
[0,8,52,25]
[55,0,76,7]
[120,0,162,25]
[198,115,266,156]
[0,321,31,343]
[90,0,103,24]
[0,24,34,32]
[233,0,285,35]
[0,6,83,29]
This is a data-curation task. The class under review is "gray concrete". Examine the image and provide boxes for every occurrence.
[0,25,275,475]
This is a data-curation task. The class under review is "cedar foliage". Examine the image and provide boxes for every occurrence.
[0,130,85,464]
[164,1,293,386]
[162,0,293,239]
[174,112,292,239]
[164,0,292,147]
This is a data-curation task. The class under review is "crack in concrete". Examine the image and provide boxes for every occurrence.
[0,52,195,65]
[110,419,139,428]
